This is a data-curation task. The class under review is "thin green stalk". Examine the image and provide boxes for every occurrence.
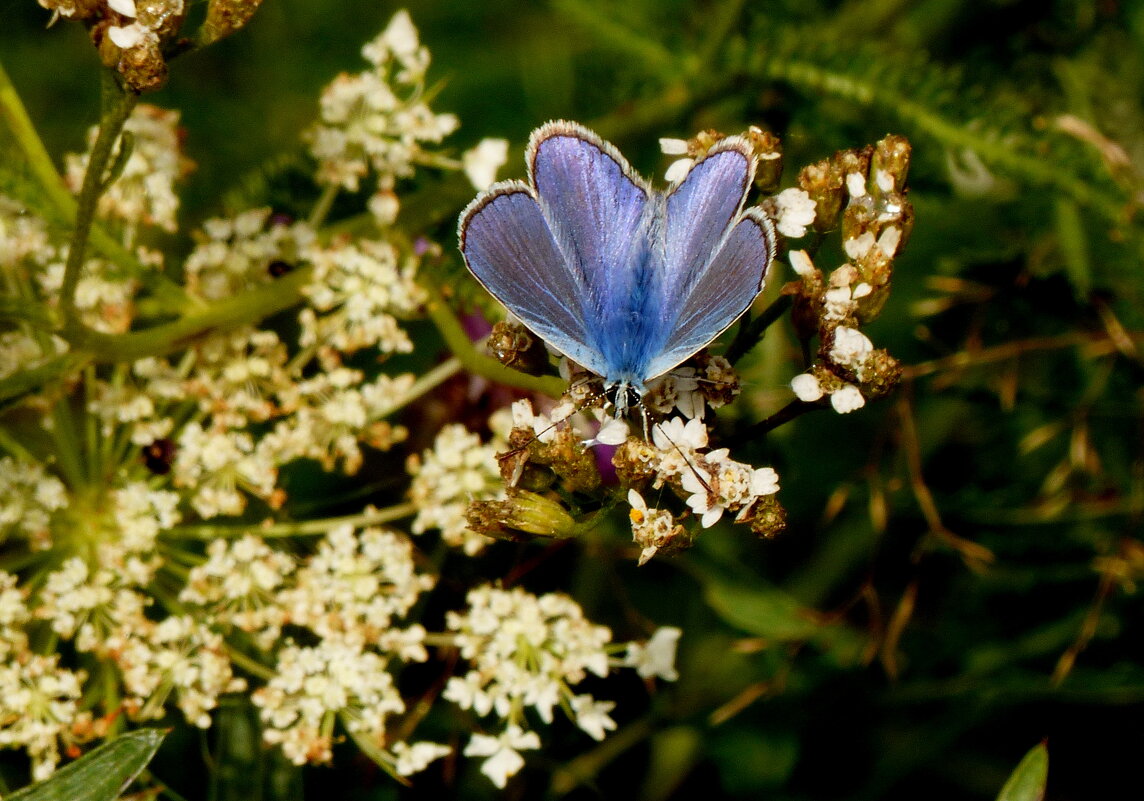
[225,643,275,682]
[60,71,138,329]
[164,501,418,539]
[63,265,314,363]
[308,184,339,228]
[0,59,77,224]
[422,279,566,397]
[371,357,462,419]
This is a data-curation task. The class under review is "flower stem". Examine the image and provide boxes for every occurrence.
[60,71,138,331]
[164,502,419,540]
[421,279,565,397]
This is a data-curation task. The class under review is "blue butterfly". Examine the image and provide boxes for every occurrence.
[459,120,776,415]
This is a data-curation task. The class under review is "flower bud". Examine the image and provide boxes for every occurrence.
[872,134,911,195]
[465,488,579,541]
[201,0,265,46]
[798,158,846,233]
[488,321,551,377]
[745,125,783,192]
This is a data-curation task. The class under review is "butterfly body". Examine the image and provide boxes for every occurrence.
[459,121,776,411]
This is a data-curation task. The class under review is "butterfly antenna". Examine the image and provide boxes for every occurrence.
[501,378,610,458]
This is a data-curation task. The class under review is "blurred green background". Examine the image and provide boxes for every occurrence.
[3,0,1144,799]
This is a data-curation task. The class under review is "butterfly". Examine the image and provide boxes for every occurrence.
[459,120,776,416]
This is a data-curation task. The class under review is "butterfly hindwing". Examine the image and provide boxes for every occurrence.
[647,206,775,378]
[640,140,769,379]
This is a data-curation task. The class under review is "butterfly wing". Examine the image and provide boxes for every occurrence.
[642,140,775,380]
[528,121,655,381]
[460,181,609,376]
[461,121,653,382]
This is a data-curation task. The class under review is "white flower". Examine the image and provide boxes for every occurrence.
[463,138,509,190]
[570,694,616,741]
[875,168,895,192]
[750,466,780,496]
[658,137,690,155]
[789,249,816,277]
[108,0,136,15]
[830,326,874,369]
[877,226,902,257]
[589,413,630,447]
[624,626,681,681]
[846,172,867,197]
[843,231,876,260]
[108,22,148,48]
[664,157,694,182]
[681,466,723,528]
[463,726,541,788]
[773,187,816,238]
[407,424,504,554]
[831,384,866,413]
[790,373,824,402]
[392,741,451,777]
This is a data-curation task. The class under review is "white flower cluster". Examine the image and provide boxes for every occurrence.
[407,423,507,555]
[443,586,612,786]
[115,614,246,729]
[65,104,189,236]
[307,9,459,212]
[262,370,414,474]
[185,208,317,300]
[0,456,68,550]
[0,652,85,781]
[179,535,296,649]
[280,523,434,651]
[787,208,903,415]
[444,585,682,788]
[173,421,279,519]
[249,524,445,775]
[635,417,780,531]
[299,237,427,364]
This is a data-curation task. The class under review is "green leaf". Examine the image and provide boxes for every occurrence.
[995,742,1049,801]
[8,729,167,801]
[703,577,866,665]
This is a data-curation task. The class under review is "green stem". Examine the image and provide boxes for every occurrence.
[64,266,313,363]
[60,71,138,329]
[422,279,566,397]
[0,59,77,226]
[308,184,339,228]
[225,644,275,682]
[164,502,418,540]
[726,294,793,364]
[371,357,462,418]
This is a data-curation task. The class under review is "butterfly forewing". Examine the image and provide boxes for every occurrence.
[460,183,609,377]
